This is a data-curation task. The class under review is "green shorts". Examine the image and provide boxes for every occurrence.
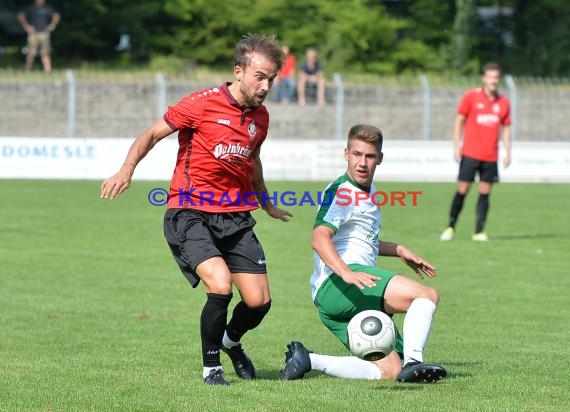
[314,264,404,355]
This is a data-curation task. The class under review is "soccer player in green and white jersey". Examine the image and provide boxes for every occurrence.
[281,124,447,383]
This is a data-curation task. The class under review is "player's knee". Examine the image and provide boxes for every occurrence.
[204,279,232,295]
[242,294,271,309]
[254,299,271,316]
[407,284,439,306]
[422,287,440,305]
[457,182,471,194]
[239,282,271,308]
[240,299,271,327]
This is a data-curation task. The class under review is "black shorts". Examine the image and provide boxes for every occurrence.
[163,208,267,288]
[458,155,499,183]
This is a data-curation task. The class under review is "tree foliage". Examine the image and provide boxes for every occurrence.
[450,0,476,74]
[7,0,568,76]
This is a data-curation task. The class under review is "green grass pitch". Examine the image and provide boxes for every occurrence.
[1,179,569,411]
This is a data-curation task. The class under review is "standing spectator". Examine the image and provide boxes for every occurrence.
[18,0,60,73]
[440,62,511,242]
[297,48,325,106]
[276,45,297,103]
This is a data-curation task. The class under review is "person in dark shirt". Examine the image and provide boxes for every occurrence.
[18,0,60,72]
[297,48,325,106]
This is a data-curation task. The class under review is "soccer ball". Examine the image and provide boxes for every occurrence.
[347,310,396,361]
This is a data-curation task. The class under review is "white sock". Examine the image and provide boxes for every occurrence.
[222,330,239,348]
[403,297,437,365]
[309,353,381,380]
[203,365,223,379]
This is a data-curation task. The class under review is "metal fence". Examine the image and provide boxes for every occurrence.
[1,69,569,141]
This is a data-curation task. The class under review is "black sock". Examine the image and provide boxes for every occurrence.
[201,293,232,367]
[449,192,466,229]
[226,300,272,343]
[476,194,490,233]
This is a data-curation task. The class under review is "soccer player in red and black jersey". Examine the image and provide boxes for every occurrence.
[440,62,511,242]
[100,35,292,385]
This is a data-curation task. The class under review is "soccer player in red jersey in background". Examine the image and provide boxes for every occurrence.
[440,62,511,242]
[100,35,292,385]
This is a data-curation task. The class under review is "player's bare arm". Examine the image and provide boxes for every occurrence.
[379,240,437,280]
[453,114,466,162]
[312,225,378,289]
[502,124,511,168]
[252,148,292,222]
[100,118,174,200]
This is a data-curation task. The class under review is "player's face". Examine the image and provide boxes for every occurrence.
[234,52,279,108]
[482,69,501,95]
[344,139,383,188]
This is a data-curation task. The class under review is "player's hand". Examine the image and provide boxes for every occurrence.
[339,271,379,290]
[100,171,132,200]
[502,153,511,168]
[263,204,292,222]
[397,245,437,279]
[454,147,461,162]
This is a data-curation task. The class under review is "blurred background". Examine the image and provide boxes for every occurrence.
[0,0,568,140]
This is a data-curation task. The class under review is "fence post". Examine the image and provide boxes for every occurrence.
[419,74,430,141]
[155,72,167,118]
[333,73,344,140]
[504,74,517,142]
[65,69,76,137]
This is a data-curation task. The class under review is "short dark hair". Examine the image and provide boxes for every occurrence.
[482,62,502,75]
[347,124,384,153]
[234,34,285,71]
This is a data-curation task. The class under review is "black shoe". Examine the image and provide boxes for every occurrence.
[204,368,230,386]
[222,344,256,380]
[280,341,312,380]
[396,361,447,383]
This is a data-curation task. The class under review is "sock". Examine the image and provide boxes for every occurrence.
[222,331,239,349]
[403,298,437,365]
[476,194,490,233]
[203,366,223,379]
[225,300,271,343]
[309,353,381,380]
[448,192,466,229]
[201,293,232,368]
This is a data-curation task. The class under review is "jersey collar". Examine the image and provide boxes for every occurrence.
[221,82,255,112]
[478,87,501,101]
[221,83,240,107]
[344,173,372,193]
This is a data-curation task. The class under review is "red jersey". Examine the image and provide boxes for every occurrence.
[163,83,268,212]
[278,54,296,79]
[458,88,511,162]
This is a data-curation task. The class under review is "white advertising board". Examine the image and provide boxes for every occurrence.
[0,137,568,183]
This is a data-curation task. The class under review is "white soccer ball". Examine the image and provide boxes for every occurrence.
[347,310,396,361]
